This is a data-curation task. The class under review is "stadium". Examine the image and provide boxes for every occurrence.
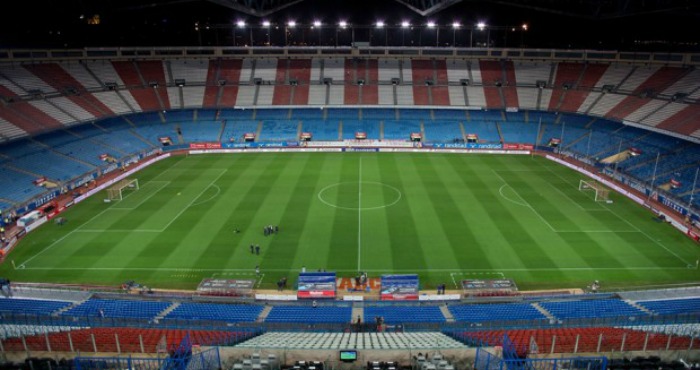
[0,0,699,369]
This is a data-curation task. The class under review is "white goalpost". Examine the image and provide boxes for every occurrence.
[106,178,140,201]
[578,179,610,202]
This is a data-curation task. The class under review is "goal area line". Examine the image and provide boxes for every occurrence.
[106,178,139,201]
[579,179,611,202]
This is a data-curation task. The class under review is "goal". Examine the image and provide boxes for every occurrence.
[578,179,610,202]
[106,178,139,201]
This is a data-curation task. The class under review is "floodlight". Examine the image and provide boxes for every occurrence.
[452,22,461,29]
[313,20,322,27]
[477,22,486,30]
[376,21,385,28]
[427,21,436,28]
[236,20,245,28]
[338,20,348,28]
[262,20,271,27]
[287,20,296,28]
[522,23,528,31]
[401,21,410,28]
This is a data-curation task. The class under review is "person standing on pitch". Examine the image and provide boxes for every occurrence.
[255,245,260,255]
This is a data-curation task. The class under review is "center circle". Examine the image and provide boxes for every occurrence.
[317,182,402,210]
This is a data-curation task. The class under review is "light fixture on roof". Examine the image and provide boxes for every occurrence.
[262,20,271,27]
[427,21,436,28]
[522,23,528,31]
[287,20,296,28]
[338,20,348,29]
[477,21,486,30]
[236,20,245,28]
[376,21,385,28]
[313,20,322,28]
[401,21,410,28]
[452,22,461,29]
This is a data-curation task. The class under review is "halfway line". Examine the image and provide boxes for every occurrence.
[358,157,362,271]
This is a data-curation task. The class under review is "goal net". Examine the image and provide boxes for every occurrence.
[578,179,610,202]
[106,178,139,201]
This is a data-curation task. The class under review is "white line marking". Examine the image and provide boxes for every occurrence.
[498,184,528,207]
[546,182,603,212]
[540,163,691,265]
[158,169,227,231]
[604,208,692,265]
[540,165,608,209]
[191,184,221,207]
[555,230,642,233]
[75,229,163,233]
[317,182,402,210]
[111,181,170,210]
[492,170,557,232]
[18,169,227,268]
[357,157,362,272]
[17,206,115,267]
[16,266,689,272]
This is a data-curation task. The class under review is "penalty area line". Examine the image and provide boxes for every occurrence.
[110,181,171,210]
[157,169,227,231]
[492,170,557,232]
[541,164,692,265]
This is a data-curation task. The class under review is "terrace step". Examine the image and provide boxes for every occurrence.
[156,302,181,319]
[255,120,263,142]
[625,300,654,315]
[217,120,227,142]
[54,298,90,316]
[531,303,556,321]
[439,304,455,323]
[351,306,363,324]
[257,305,273,322]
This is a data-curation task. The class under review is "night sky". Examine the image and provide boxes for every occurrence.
[0,0,697,51]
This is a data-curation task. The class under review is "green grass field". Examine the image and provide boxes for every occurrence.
[1,152,698,291]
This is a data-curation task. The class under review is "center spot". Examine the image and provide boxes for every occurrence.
[318,182,402,210]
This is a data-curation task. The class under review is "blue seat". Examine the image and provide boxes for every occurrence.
[63,299,171,319]
[449,303,546,322]
[165,302,263,322]
[265,305,352,323]
[0,298,72,316]
[636,298,700,315]
[539,299,647,319]
[365,306,446,324]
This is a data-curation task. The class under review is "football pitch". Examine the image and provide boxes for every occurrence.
[2,152,698,291]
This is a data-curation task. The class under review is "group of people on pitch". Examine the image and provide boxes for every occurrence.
[263,224,279,236]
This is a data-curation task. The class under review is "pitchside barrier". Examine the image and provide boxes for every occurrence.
[74,333,221,370]
[380,274,419,301]
[297,272,337,299]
